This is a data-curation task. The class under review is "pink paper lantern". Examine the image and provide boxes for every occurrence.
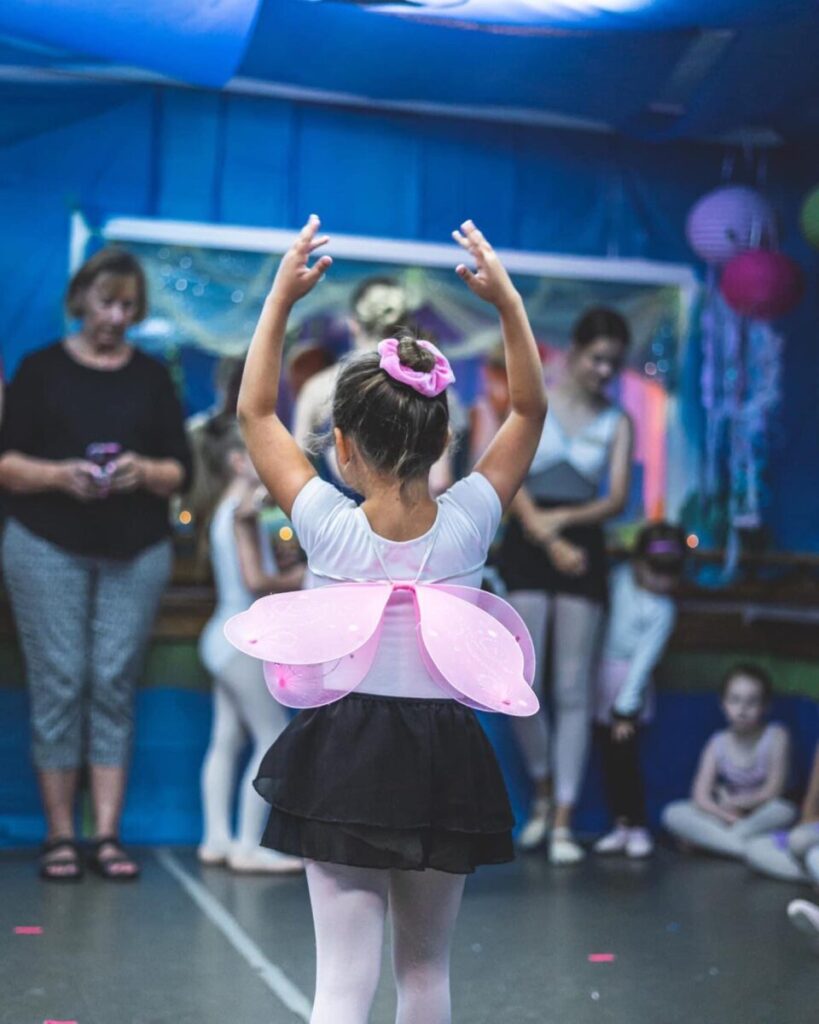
[720,249,803,320]
[686,186,776,265]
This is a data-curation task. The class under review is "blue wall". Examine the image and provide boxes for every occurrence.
[2,687,816,846]
[2,81,818,549]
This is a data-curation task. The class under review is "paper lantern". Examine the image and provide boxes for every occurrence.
[686,186,776,265]
[720,250,803,320]
[799,186,819,249]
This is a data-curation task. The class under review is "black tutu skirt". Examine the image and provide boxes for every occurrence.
[254,693,515,874]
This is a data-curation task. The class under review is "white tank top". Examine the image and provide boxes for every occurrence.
[527,405,622,501]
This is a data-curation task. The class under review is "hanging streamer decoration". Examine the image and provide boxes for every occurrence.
[687,172,792,576]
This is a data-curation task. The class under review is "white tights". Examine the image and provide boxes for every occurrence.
[306,861,466,1024]
[508,590,603,807]
[200,651,290,852]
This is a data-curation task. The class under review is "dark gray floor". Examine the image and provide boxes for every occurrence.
[1,846,815,1024]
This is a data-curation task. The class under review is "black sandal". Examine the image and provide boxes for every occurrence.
[86,836,141,882]
[39,837,84,883]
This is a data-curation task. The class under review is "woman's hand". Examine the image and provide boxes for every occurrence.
[107,452,145,493]
[522,507,572,547]
[452,220,519,311]
[269,214,332,309]
[612,719,636,743]
[544,536,588,576]
[57,459,103,501]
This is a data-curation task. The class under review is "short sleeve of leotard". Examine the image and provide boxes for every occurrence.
[439,472,503,555]
[291,475,356,561]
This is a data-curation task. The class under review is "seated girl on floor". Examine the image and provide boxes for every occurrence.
[662,664,797,859]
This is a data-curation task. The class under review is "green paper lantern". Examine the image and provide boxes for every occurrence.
[799,186,819,249]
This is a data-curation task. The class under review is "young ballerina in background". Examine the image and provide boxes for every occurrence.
[235,215,547,1024]
[662,664,797,858]
[593,521,686,859]
[197,418,304,873]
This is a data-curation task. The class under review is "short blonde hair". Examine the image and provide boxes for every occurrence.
[65,247,148,322]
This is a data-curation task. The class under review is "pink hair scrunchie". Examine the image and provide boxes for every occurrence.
[377,338,455,398]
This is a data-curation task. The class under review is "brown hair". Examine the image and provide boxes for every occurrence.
[572,307,630,349]
[720,663,774,703]
[331,331,450,482]
[65,247,148,322]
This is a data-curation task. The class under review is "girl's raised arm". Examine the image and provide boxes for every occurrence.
[237,215,332,518]
[455,221,547,510]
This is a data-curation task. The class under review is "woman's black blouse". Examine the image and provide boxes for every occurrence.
[0,342,193,559]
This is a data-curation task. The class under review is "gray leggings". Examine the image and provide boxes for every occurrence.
[2,518,172,771]
[662,798,797,860]
[745,822,819,883]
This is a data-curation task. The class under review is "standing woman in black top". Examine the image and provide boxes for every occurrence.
[0,248,192,881]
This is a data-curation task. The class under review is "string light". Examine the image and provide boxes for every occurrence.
[179,510,193,526]
[686,534,699,550]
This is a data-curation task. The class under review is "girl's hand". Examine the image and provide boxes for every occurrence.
[612,719,636,743]
[234,483,267,522]
[452,220,519,310]
[545,536,588,576]
[269,214,332,308]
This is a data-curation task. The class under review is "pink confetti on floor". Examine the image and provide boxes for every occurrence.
[14,926,43,935]
[588,953,616,963]
[44,1020,78,1023]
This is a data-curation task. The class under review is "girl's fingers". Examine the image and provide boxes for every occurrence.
[297,214,322,246]
[451,229,471,251]
[308,235,330,253]
[307,255,333,280]
[455,263,474,281]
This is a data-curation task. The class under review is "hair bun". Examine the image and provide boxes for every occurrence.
[397,336,436,374]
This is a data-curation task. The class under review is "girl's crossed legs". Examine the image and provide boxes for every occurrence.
[306,860,466,1024]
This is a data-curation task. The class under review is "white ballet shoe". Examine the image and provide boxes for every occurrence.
[787,899,819,949]
[197,842,231,866]
[625,828,654,859]
[594,826,630,855]
[227,847,305,875]
[549,827,586,865]
[517,797,552,851]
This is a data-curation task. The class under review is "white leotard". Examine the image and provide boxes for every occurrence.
[199,496,276,677]
[291,472,503,700]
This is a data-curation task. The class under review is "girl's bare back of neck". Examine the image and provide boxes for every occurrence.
[360,475,438,543]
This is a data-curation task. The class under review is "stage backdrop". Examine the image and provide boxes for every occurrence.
[1,82,817,550]
[1,81,818,846]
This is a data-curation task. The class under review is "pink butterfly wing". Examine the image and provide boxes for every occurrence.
[414,585,540,717]
[432,584,536,686]
[225,582,392,707]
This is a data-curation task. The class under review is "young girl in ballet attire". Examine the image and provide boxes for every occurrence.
[662,664,796,858]
[592,522,686,859]
[197,418,304,873]
[235,215,547,1024]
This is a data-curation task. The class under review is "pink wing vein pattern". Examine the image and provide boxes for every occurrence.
[224,581,538,715]
[224,583,392,708]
